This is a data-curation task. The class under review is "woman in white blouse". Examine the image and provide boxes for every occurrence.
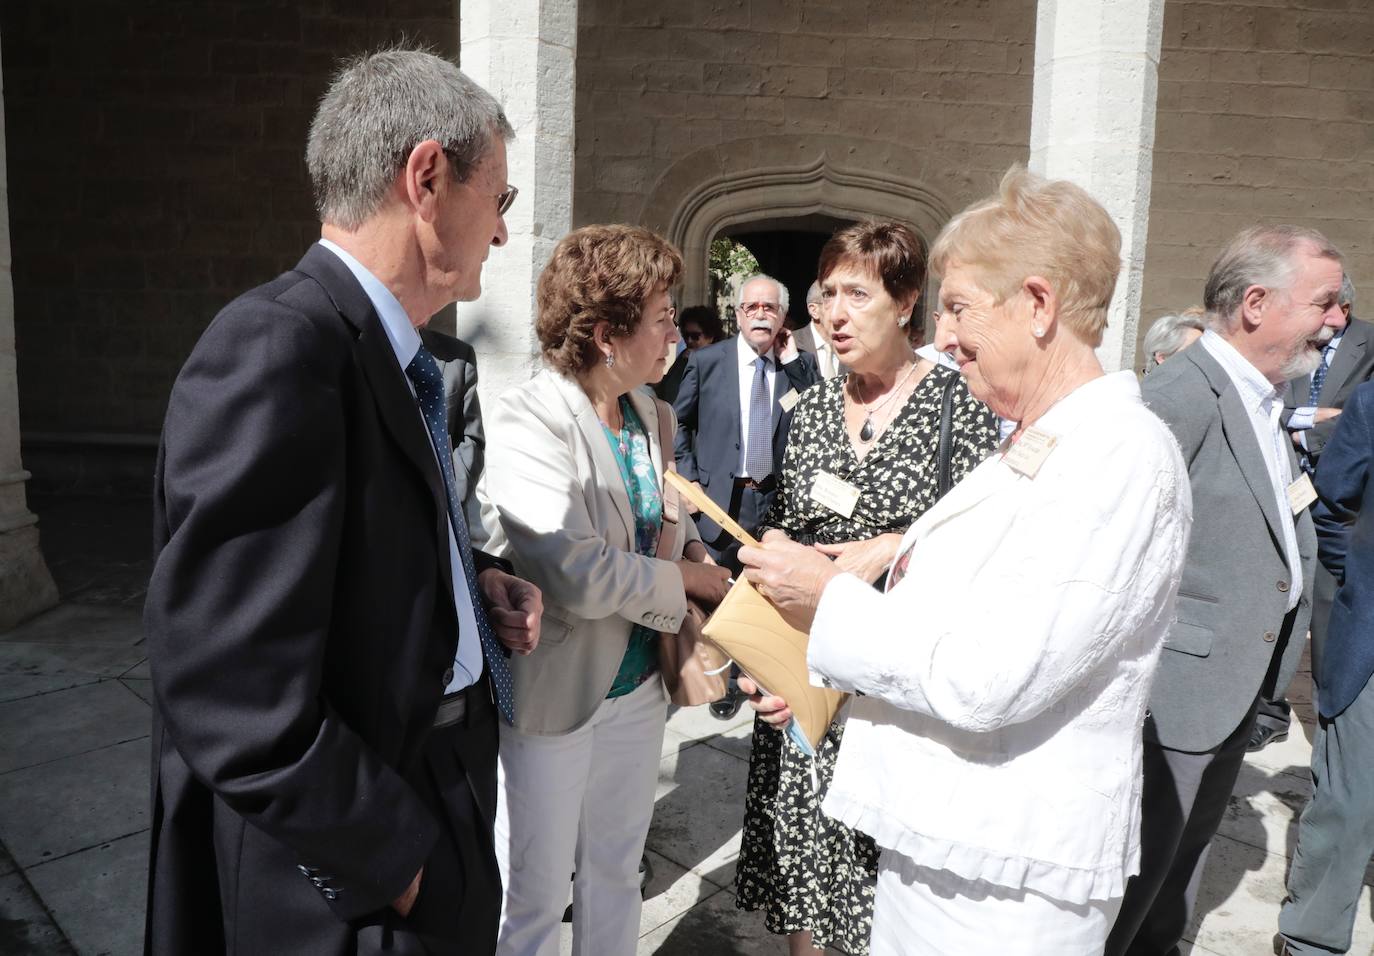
[738,167,1194,955]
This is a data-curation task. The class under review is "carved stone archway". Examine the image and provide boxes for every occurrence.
[639,138,956,315]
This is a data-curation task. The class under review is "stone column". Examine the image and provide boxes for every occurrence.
[0,37,59,629]
[458,0,577,404]
[1029,0,1165,373]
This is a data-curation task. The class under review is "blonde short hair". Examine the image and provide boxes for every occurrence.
[929,166,1121,347]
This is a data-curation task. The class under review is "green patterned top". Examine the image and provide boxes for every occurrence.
[601,396,663,698]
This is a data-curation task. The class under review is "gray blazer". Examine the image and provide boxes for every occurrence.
[1142,342,1316,752]
[1284,316,1374,460]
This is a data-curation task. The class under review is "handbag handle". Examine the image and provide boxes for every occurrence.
[653,400,680,561]
[936,369,959,499]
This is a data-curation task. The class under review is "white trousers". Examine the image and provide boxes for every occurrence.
[494,677,667,956]
[870,850,1122,956]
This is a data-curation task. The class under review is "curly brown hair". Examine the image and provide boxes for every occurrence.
[536,225,684,375]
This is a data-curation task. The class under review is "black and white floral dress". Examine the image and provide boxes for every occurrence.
[734,365,998,954]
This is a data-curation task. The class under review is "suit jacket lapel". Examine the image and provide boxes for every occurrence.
[1323,320,1371,401]
[1190,347,1291,560]
[294,244,457,602]
[548,372,636,545]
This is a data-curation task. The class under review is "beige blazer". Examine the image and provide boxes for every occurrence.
[480,369,698,735]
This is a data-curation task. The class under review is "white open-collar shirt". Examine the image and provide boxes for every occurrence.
[1200,330,1303,610]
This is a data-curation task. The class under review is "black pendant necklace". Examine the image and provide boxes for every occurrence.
[852,358,920,444]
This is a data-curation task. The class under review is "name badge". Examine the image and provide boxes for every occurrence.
[778,388,801,413]
[1002,426,1057,479]
[1287,473,1318,514]
[809,471,861,519]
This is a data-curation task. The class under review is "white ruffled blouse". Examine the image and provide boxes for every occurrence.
[808,371,1193,903]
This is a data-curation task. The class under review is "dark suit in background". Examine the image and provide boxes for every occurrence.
[673,336,819,569]
[1108,340,1316,956]
[1279,380,1374,955]
[421,328,487,539]
[1281,315,1374,676]
[144,246,506,955]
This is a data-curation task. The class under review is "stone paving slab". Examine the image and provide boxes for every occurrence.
[26,831,146,956]
[0,870,75,956]
[650,730,750,891]
[0,681,150,775]
[0,738,149,869]
[0,606,142,649]
[0,643,148,705]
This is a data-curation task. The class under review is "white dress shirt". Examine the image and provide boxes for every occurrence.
[320,239,484,692]
[807,371,1193,904]
[1200,330,1303,610]
[1287,329,1345,441]
[735,333,780,478]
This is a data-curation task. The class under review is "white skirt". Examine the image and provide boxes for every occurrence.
[870,850,1122,956]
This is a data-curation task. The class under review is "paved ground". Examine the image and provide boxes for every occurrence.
[2,493,1371,955]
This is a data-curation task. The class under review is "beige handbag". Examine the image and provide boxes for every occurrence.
[701,578,845,752]
[652,402,729,706]
[657,470,848,753]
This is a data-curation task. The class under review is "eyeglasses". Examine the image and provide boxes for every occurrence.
[739,301,781,316]
[496,185,518,216]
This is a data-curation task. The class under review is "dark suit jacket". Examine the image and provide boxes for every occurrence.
[1284,316,1374,459]
[653,348,690,405]
[1313,380,1374,718]
[144,244,503,954]
[1141,341,1316,751]
[420,328,485,533]
[672,337,820,552]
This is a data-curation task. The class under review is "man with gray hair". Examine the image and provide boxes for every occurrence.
[1107,224,1343,956]
[792,279,843,379]
[1142,307,1206,372]
[143,49,541,954]
[674,273,820,569]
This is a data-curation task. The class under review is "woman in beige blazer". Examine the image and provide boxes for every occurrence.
[482,225,730,956]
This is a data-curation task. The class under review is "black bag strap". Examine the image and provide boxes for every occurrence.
[936,369,959,499]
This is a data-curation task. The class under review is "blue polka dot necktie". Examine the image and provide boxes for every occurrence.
[405,346,515,724]
[1308,342,1335,406]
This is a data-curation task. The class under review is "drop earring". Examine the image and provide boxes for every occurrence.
[604,352,615,369]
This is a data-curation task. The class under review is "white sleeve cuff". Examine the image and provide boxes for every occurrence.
[1288,405,1317,430]
[807,572,881,692]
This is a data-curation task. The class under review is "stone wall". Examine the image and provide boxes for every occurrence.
[573,0,1039,289]
[0,1,457,441]
[1142,0,1374,353]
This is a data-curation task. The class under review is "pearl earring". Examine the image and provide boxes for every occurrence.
[1033,326,1045,338]
[897,315,909,329]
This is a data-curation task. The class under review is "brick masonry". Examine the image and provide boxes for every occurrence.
[2,0,1372,441]
[1144,0,1374,354]
[0,1,457,436]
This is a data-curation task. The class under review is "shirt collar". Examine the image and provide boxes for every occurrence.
[318,238,421,372]
[1200,329,1282,412]
[1030,370,1142,438]
[736,332,775,368]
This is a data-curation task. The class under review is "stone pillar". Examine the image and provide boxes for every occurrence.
[458,0,577,405]
[0,37,59,629]
[1029,0,1165,373]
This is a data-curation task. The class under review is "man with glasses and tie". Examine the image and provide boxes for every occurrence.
[673,273,821,571]
[143,49,541,956]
